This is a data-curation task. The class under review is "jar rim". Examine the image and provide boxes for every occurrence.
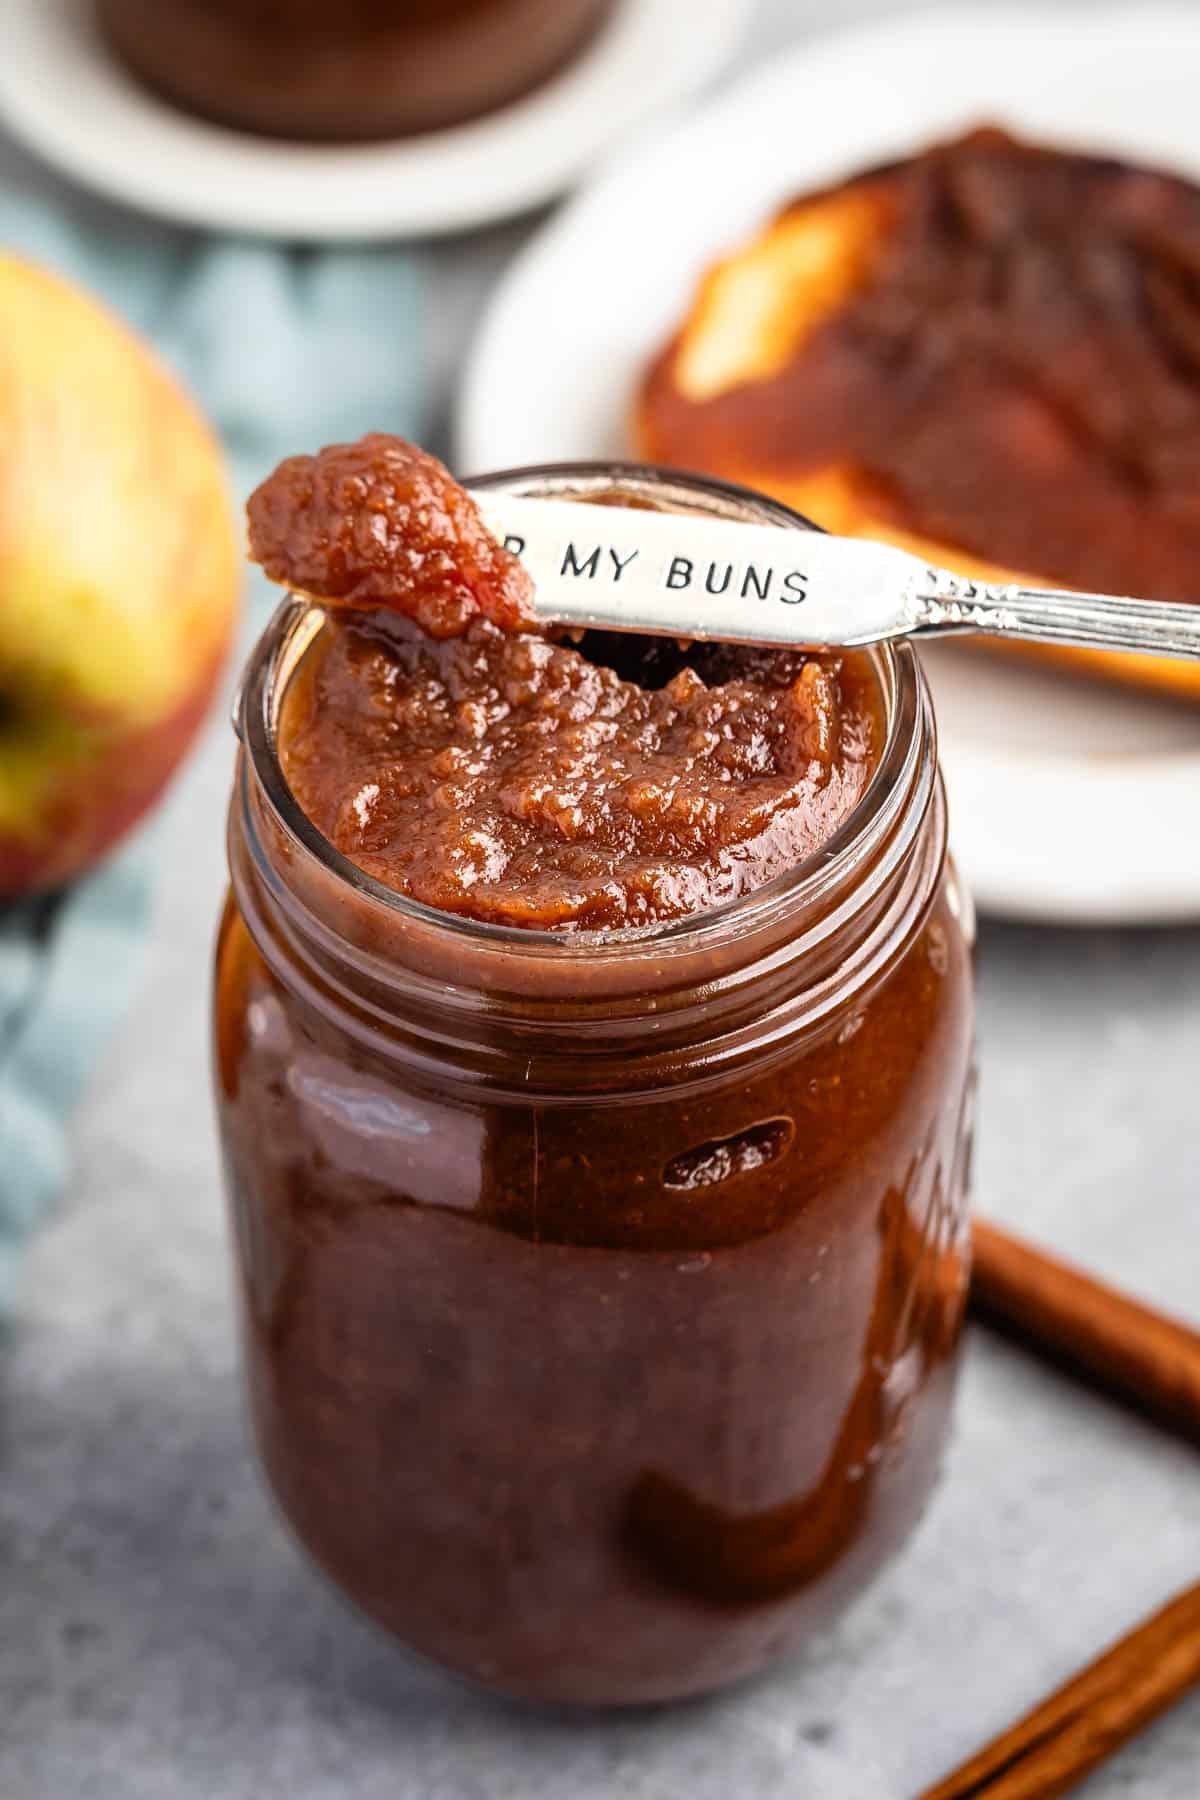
[237,461,933,968]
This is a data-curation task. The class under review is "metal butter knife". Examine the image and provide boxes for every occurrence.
[471,491,1200,661]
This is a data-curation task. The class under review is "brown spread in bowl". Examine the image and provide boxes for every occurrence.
[96,0,617,142]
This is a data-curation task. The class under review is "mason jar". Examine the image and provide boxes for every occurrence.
[213,465,976,1705]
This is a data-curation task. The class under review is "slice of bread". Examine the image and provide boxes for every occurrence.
[636,128,1200,700]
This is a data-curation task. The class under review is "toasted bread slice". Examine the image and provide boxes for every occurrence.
[636,129,1200,701]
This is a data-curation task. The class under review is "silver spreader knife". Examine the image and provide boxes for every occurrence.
[471,491,1200,661]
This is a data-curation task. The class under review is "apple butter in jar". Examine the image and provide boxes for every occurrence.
[95,0,615,142]
[214,445,975,1704]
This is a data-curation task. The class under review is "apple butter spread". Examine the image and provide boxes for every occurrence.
[278,620,881,930]
[247,435,535,639]
[216,456,975,1704]
[249,436,881,929]
[96,0,616,142]
[638,127,1200,697]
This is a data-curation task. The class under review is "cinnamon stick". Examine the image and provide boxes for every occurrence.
[917,1580,1200,1799]
[971,1217,1200,1447]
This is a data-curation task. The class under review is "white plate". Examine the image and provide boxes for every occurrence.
[0,0,749,240]
[458,2,1200,924]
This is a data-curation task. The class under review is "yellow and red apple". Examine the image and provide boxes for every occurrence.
[0,252,239,897]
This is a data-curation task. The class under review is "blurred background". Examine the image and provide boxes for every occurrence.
[1,2,1198,1796]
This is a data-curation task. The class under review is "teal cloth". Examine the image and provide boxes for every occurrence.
[0,162,427,1311]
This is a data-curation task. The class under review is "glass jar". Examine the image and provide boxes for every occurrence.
[214,465,976,1706]
[96,0,616,142]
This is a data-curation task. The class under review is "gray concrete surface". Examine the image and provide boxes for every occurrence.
[4,1,1199,1795]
